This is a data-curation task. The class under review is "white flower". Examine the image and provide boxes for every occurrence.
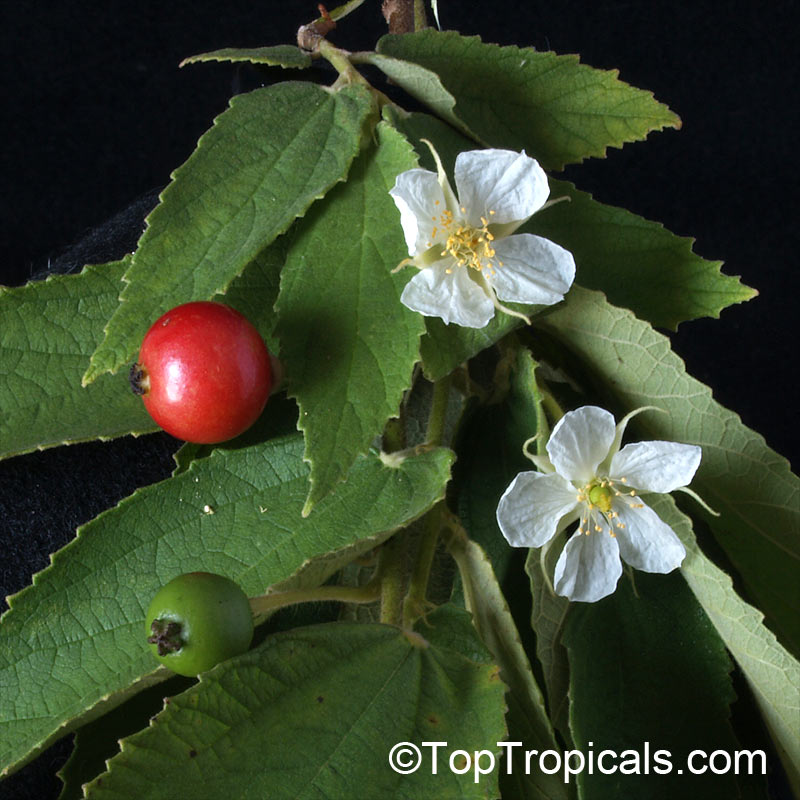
[496,406,702,602]
[389,145,576,328]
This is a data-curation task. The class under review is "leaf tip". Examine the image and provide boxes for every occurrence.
[81,363,100,387]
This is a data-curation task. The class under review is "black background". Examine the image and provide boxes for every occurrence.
[1,1,797,797]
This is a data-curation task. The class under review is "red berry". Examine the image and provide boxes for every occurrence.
[131,301,271,443]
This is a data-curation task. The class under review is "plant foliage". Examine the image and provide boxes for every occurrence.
[1,5,795,799]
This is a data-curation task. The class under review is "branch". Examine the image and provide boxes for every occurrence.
[382,0,428,34]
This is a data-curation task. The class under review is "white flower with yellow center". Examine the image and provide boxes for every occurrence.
[389,145,576,328]
[496,406,702,602]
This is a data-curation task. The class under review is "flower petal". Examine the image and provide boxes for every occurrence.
[489,234,576,306]
[400,264,495,328]
[613,500,686,573]
[610,441,701,493]
[454,149,549,227]
[546,406,616,484]
[496,471,580,548]
[554,529,623,602]
[389,168,446,256]
[598,405,663,473]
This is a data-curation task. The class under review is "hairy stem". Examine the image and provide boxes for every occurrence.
[378,532,409,625]
[249,580,380,620]
[316,39,371,89]
[402,503,443,628]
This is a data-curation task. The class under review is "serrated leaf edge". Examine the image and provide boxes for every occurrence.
[179,45,312,69]
[377,30,682,169]
[82,84,374,386]
[541,179,758,329]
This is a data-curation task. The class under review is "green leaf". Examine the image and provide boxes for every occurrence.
[57,676,192,800]
[377,30,680,170]
[564,571,741,799]
[212,232,289,353]
[83,82,374,385]
[364,53,477,140]
[454,346,546,582]
[524,544,571,747]
[0,434,452,776]
[457,349,573,747]
[382,107,474,176]
[0,260,156,459]
[452,349,571,798]
[527,180,756,329]
[651,494,800,793]
[448,530,568,800]
[420,310,534,382]
[180,44,312,69]
[84,610,506,799]
[533,286,800,659]
[275,122,425,514]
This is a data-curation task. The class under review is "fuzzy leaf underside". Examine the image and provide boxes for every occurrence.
[652,494,800,790]
[377,30,680,170]
[83,609,507,800]
[84,82,373,384]
[528,179,757,329]
[533,286,800,659]
[0,260,155,459]
[180,45,312,69]
[0,435,452,776]
[275,123,425,514]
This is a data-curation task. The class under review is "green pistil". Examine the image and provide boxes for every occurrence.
[588,483,614,513]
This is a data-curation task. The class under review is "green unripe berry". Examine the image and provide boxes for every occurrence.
[145,572,254,677]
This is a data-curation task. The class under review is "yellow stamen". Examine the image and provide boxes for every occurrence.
[428,206,500,274]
